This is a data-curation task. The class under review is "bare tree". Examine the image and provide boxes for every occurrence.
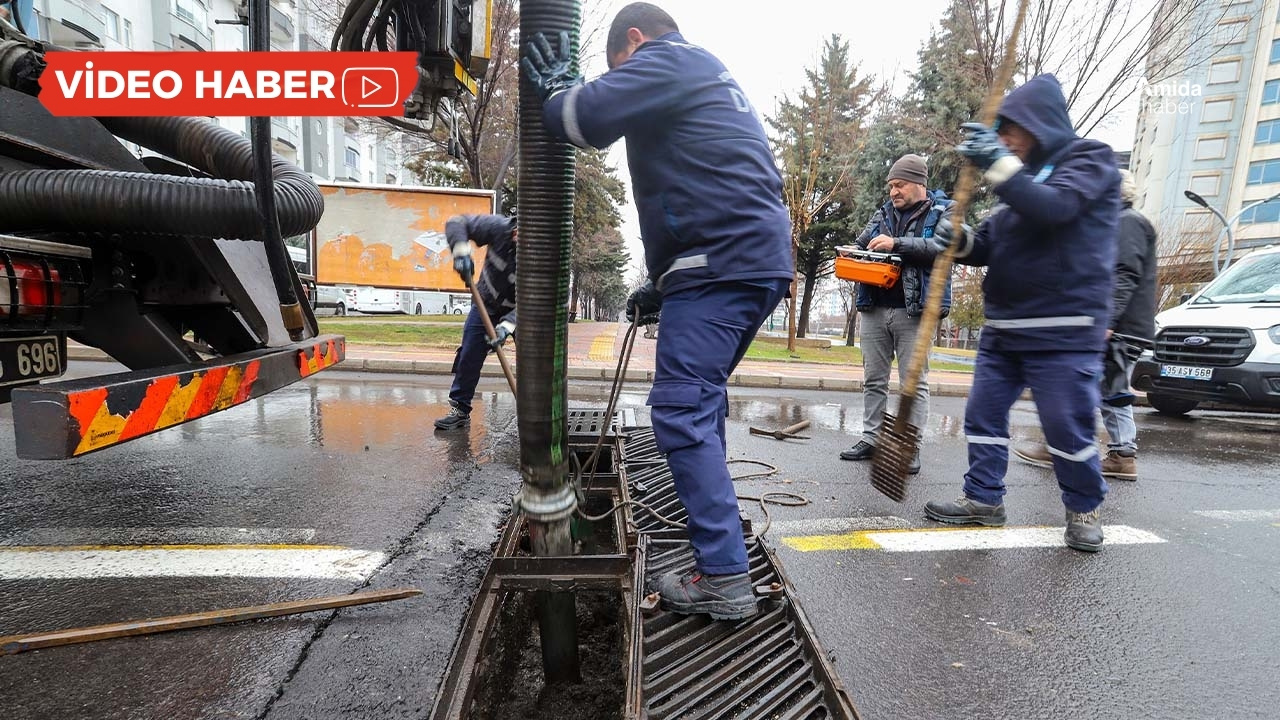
[952,0,1230,135]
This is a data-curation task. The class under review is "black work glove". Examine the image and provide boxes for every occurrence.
[450,243,475,285]
[626,280,662,324]
[521,31,581,104]
[488,320,514,349]
[930,218,973,256]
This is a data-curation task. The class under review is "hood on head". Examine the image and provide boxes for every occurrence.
[997,74,1076,159]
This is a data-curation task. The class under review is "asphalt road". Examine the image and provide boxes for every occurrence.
[0,366,1276,720]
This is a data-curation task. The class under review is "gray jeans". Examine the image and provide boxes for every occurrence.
[859,307,930,445]
[1100,352,1138,453]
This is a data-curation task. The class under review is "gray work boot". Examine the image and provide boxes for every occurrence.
[434,405,470,431]
[1065,508,1104,552]
[655,570,758,621]
[924,496,1007,526]
[1011,442,1053,468]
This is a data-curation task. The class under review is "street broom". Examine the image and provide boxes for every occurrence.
[869,0,1031,502]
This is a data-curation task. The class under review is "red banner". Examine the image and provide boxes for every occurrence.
[39,52,419,117]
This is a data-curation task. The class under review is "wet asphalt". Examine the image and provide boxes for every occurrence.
[0,364,1277,720]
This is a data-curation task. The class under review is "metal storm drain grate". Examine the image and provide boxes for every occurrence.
[428,408,858,720]
[634,537,859,720]
[566,408,636,443]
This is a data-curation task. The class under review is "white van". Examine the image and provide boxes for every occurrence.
[1132,245,1280,415]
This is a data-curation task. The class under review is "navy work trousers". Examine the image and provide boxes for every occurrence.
[648,279,789,575]
[962,348,1108,513]
[448,304,499,413]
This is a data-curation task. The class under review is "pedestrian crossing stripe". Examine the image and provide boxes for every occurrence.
[781,525,1166,552]
[0,545,386,582]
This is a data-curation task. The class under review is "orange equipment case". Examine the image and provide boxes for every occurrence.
[834,247,902,288]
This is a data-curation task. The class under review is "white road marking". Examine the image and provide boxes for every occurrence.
[782,525,1165,552]
[765,516,913,536]
[1193,509,1280,522]
[1,527,318,546]
[0,547,386,582]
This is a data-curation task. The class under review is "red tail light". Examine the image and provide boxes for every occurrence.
[0,259,62,317]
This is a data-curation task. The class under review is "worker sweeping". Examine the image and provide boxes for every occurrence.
[436,213,518,431]
[923,74,1120,552]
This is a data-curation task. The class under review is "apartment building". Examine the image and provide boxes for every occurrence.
[1131,0,1280,255]
[13,0,417,184]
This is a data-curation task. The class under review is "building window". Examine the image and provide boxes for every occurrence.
[1273,38,1280,63]
[344,147,360,172]
[1257,119,1280,144]
[386,173,397,184]
[1247,159,1280,184]
[1216,19,1247,45]
[1208,59,1241,84]
[122,18,133,48]
[1266,79,1280,105]
[1189,174,1221,197]
[104,7,121,41]
[174,0,208,29]
[1239,201,1280,223]
[1195,136,1228,160]
[315,120,324,134]
[1201,98,1234,123]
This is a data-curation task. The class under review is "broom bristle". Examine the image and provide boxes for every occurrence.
[869,412,920,503]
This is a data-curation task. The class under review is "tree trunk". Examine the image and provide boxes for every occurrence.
[844,304,857,346]
[786,241,799,353]
[568,277,579,323]
[798,274,818,340]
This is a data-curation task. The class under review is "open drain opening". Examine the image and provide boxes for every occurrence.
[465,589,624,720]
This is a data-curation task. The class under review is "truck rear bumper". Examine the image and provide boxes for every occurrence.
[12,335,345,460]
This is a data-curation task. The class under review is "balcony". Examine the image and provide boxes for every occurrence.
[270,3,294,47]
[46,0,107,48]
[272,116,299,152]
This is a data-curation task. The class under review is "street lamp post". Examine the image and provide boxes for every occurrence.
[1184,189,1280,275]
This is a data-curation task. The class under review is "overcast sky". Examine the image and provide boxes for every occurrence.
[574,0,1144,281]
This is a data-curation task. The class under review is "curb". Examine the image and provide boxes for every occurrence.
[66,346,1153,406]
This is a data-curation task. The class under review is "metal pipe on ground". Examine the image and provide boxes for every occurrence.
[517,0,581,685]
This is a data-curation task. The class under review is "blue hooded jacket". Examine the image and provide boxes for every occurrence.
[540,32,794,294]
[955,74,1120,352]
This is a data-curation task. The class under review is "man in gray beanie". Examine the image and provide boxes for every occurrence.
[838,153,954,474]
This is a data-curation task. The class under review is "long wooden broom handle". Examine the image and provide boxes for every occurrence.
[900,0,1032,399]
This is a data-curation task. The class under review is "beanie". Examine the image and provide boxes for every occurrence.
[887,154,928,186]
[1118,169,1136,205]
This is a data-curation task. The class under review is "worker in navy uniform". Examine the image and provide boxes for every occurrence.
[522,2,793,619]
[925,74,1120,552]
[436,213,517,431]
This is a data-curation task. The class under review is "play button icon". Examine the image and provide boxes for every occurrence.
[341,67,400,108]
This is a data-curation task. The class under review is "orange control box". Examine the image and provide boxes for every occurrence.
[834,252,902,288]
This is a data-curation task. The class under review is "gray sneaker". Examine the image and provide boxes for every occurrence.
[1065,508,1104,552]
[434,405,470,431]
[924,496,1007,526]
[655,570,758,621]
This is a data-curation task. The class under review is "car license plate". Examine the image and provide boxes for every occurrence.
[1160,364,1213,381]
[0,335,65,388]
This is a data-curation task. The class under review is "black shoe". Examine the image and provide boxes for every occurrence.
[655,570,758,621]
[434,405,470,431]
[839,440,876,461]
[1065,508,1104,552]
[924,496,1007,526]
[908,452,921,475]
